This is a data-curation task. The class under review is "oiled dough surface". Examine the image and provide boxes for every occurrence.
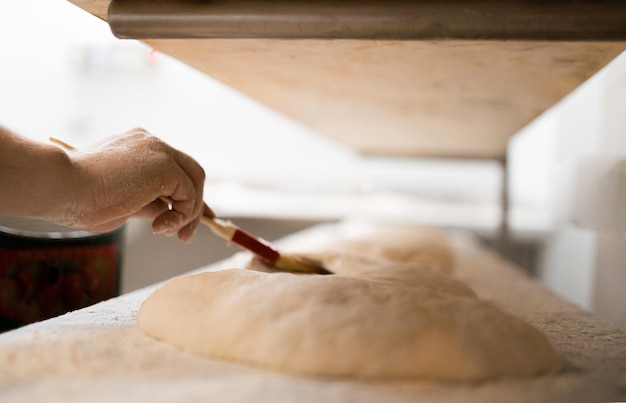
[137,255,561,381]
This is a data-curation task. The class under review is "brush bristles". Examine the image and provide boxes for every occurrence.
[274,255,333,275]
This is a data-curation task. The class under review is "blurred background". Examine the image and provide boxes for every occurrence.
[1,1,624,329]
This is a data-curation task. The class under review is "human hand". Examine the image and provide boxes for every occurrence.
[63,128,209,242]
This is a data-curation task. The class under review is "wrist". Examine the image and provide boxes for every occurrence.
[0,128,93,228]
[39,145,89,227]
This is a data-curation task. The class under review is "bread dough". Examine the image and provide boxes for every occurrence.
[137,254,561,381]
[325,226,456,274]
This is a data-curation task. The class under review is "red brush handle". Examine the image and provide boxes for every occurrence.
[231,229,280,264]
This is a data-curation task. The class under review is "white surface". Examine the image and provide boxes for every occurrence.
[524,50,626,330]
[538,224,596,310]
[569,155,626,232]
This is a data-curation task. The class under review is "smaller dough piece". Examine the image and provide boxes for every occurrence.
[327,226,456,274]
[137,267,561,381]
[325,254,473,297]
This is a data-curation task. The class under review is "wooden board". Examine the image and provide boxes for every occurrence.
[0,223,625,402]
[66,0,626,157]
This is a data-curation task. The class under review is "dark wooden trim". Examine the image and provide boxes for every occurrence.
[108,0,626,40]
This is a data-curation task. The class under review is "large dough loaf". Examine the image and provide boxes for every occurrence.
[137,253,561,381]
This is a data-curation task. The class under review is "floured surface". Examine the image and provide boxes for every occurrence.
[0,223,625,402]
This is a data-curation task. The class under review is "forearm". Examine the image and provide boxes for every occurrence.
[1,126,205,240]
[0,126,85,224]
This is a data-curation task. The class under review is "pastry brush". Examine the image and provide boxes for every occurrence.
[49,137,332,275]
[195,212,332,275]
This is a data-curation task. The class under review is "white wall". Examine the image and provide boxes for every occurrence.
[510,50,626,330]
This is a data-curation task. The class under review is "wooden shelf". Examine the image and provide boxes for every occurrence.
[67,1,626,158]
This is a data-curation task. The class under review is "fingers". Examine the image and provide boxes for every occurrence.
[175,202,214,243]
[132,142,208,243]
[204,203,215,219]
[155,145,206,242]
[177,215,201,243]
[134,199,170,220]
[170,147,206,223]
[152,209,186,236]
